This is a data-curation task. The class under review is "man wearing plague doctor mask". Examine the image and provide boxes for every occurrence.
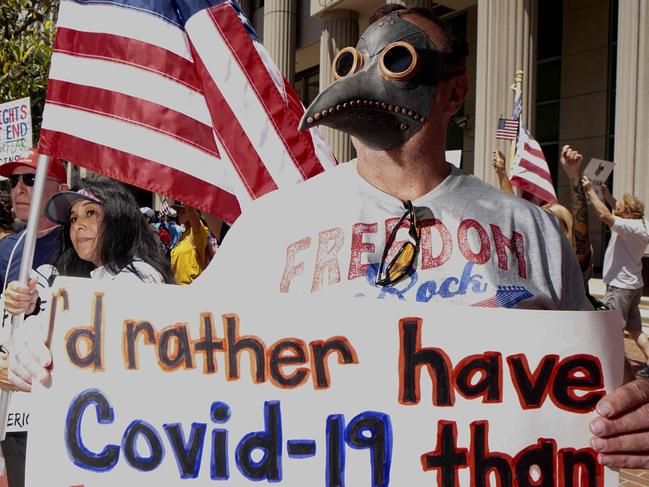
[14,3,649,471]
[210,4,649,468]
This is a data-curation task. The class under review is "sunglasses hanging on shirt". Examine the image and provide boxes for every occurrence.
[375,200,421,287]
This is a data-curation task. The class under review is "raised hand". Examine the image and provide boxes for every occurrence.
[560,145,583,183]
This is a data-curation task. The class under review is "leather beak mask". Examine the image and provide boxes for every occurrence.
[299,12,459,150]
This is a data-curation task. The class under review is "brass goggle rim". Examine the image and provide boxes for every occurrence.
[378,41,420,82]
[333,42,466,84]
[332,47,365,80]
[332,41,420,82]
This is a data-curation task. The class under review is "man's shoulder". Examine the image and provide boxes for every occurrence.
[0,230,24,251]
[246,164,349,214]
[456,172,549,216]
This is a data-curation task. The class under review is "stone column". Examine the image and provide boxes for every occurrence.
[473,0,535,186]
[613,0,649,204]
[263,0,297,84]
[319,9,359,163]
[389,0,433,8]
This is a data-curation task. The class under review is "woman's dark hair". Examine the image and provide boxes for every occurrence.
[55,177,174,283]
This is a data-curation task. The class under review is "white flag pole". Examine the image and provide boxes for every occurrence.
[0,154,52,440]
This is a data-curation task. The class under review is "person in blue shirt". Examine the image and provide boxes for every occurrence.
[0,148,67,487]
[0,150,68,290]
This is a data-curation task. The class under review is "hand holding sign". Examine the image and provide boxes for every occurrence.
[590,379,649,469]
[7,319,52,392]
[583,158,615,199]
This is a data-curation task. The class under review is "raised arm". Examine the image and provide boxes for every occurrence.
[601,182,616,209]
[583,176,614,226]
[559,145,590,266]
[490,150,515,195]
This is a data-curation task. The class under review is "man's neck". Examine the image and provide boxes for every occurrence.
[356,144,450,201]
[37,217,58,236]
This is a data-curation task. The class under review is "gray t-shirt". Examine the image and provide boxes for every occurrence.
[206,162,591,311]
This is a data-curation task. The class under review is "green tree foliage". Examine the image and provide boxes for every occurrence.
[0,0,59,141]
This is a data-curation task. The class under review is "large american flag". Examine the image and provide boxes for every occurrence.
[509,124,557,205]
[38,0,336,224]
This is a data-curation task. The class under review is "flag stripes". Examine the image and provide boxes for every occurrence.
[41,104,228,187]
[48,52,211,124]
[40,0,335,223]
[509,125,557,205]
[46,80,219,157]
[39,129,242,222]
[212,7,328,182]
[192,51,278,198]
[54,28,201,91]
[509,177,557,206]
[56,1,192,59]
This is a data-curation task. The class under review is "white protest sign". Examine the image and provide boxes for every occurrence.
[583,158,614,199]
[25,278,622,486]
[0,97,32,165]
[445,150,462,168]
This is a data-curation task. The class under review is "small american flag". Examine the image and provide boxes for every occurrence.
[38,0,336,224]
[159,198,171,216]
[495,118,519,140]
[509,124,557,205]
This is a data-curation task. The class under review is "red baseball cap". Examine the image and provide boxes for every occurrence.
[0,148,67,183]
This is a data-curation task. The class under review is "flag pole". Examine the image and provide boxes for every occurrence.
[0,154,52,440]
[509,71,524,172]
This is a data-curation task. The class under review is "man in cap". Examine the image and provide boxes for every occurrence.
[0,148,67,487]
[0,149,67,288]
[139,206,155,225]
[203,4,649,469]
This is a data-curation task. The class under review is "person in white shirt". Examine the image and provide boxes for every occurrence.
[584,177,649,377]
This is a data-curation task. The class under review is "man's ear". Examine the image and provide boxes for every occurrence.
[444,73,469,116]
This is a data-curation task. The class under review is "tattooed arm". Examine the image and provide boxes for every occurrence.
[559,145,590,269]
